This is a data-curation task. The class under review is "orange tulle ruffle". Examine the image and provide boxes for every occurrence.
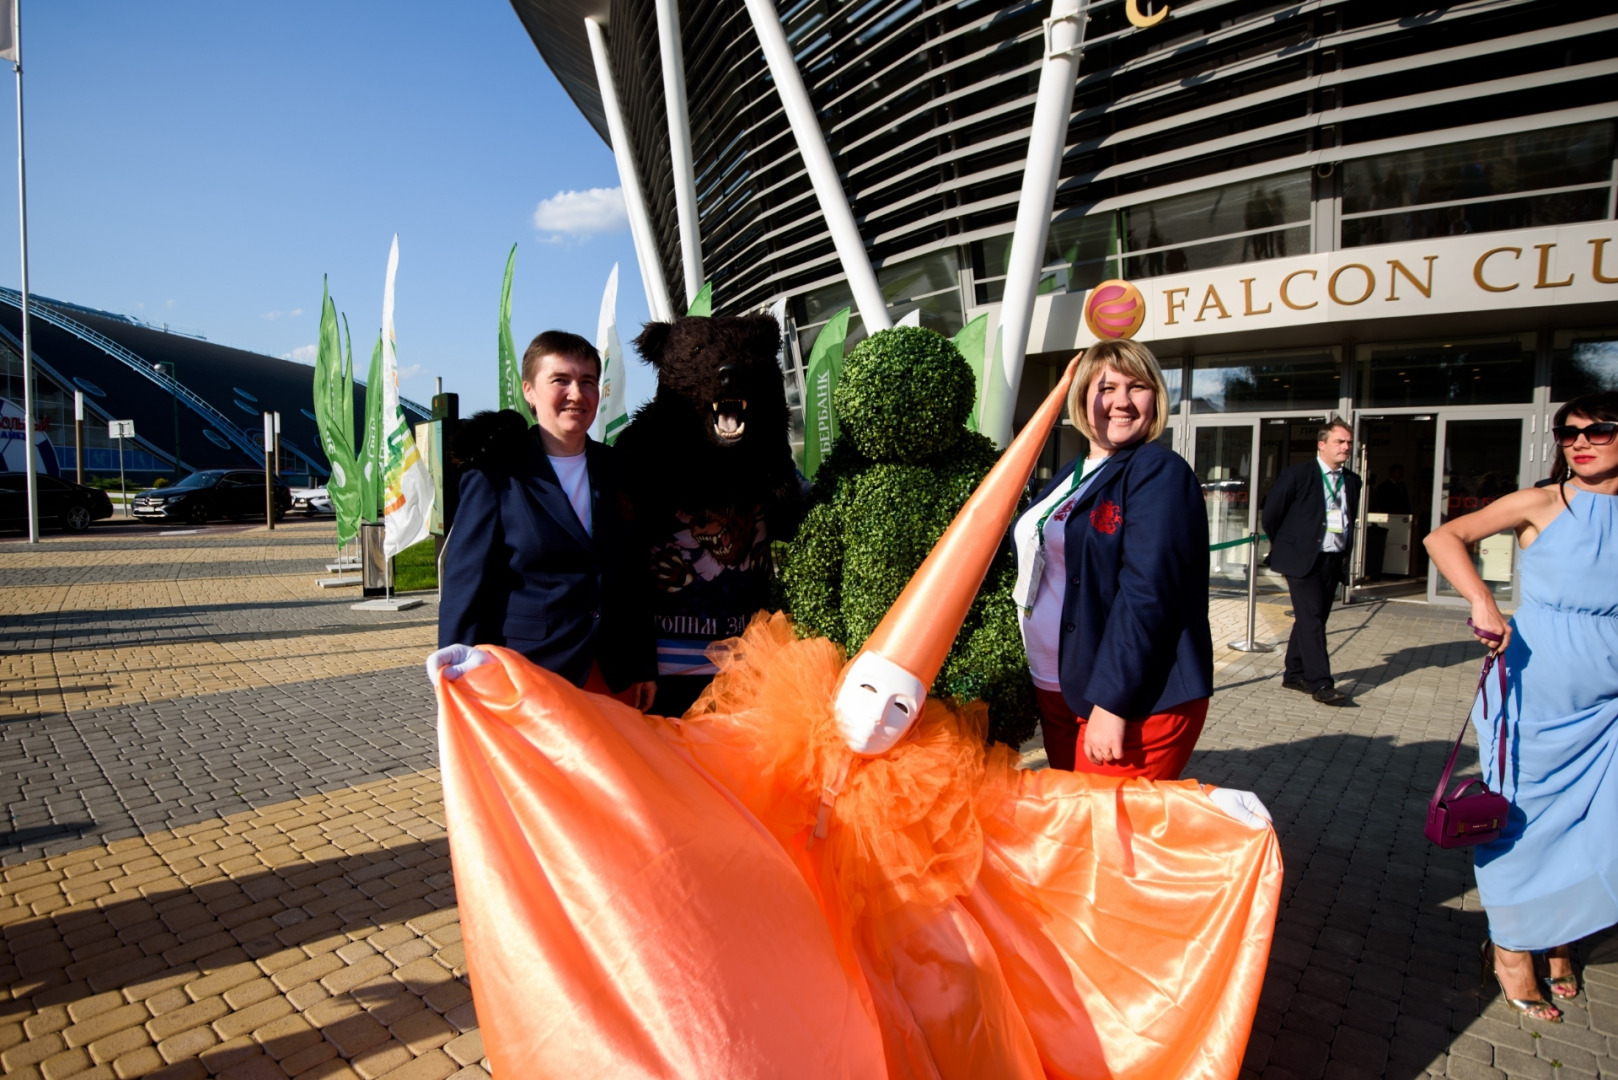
[436,614,1281,1079]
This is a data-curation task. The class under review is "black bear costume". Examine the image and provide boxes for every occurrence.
[613,314,804,717]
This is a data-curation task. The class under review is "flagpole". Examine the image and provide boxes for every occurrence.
[12,0,37,544]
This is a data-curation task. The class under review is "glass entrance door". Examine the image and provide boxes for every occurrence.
[1193,423,1256,584]
[1429,414,1527,604]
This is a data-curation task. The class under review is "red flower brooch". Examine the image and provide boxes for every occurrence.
[1090,500,1122,535]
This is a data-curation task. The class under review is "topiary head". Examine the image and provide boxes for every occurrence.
[834,326,973,464]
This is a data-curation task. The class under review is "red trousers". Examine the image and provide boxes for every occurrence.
[1034,689,1208,780]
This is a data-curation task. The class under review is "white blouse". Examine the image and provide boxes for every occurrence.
[1012,456,1111,690]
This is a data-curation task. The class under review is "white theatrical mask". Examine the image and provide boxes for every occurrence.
[833,652,926,756]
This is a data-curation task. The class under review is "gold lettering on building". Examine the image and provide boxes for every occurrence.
[1592,238,1618,285]
[1241,278,1271,315]
[1328,264,1375,306]
[1534,243,1574,289]
[1473,247,1520,292]
[1125,0,1169,28]
[1194,284,1231,321]
[1386,256,1437,301]
[1279,269,1317,310]
[1163,287,1190,325]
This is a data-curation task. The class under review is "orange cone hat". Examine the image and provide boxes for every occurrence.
[854,354,1080,690]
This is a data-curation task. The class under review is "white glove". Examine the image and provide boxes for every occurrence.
[427,644,494,684]
[1207,787,1273,830]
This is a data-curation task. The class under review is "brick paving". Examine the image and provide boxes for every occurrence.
[1,523,1614,1078]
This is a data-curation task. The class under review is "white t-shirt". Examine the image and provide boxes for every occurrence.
[548,452,592,537]
[1012,456,1111,690]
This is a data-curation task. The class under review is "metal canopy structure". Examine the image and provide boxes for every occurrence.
[508,0,612,144]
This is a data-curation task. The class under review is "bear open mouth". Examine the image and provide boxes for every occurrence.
[711,399,748,442]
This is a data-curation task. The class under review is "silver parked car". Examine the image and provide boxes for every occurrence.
[290,486,333,515]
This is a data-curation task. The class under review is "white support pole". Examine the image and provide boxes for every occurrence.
[585,16,675,324]
[655,0,704,307]
[12,2,36,543]
[743,0,890,336]
[980,0,1089,447]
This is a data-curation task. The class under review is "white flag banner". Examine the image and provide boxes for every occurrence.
[0,0,16,64]
[592,262,628,445]
[378,235,435,558]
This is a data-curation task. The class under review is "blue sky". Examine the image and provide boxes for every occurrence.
[0,1,658,415]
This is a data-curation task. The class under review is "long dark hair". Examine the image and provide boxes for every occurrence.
[1545,390,1618,489]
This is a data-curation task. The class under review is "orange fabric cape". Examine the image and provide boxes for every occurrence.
[436,617,1281,1079]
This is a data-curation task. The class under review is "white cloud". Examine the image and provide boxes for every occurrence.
[533,187,627,242]
[165,299,175,308]
[260,308,304,322]
[397,363,423,380]
[282,344,317,365]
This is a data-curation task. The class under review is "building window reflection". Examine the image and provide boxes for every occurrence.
[971,169,1313,304]
[793,249,964,358]
[1550,331,1618,402]
[1190,350,1339,414]
[1354,337,1534,408]
[1340,121,1615,249]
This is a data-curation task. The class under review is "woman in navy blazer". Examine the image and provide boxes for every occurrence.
[1011,340,1213,777]
[437,331,656,708]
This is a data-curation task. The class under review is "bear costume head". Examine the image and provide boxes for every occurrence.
[613,312,803,541]
[631,314,789,453]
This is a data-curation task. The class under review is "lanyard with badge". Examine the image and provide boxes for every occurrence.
[1322,465,1346,535]
[1013,463,1094,613]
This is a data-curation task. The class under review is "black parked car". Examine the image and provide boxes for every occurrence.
[0,472,115,532]
[131,470,292,524]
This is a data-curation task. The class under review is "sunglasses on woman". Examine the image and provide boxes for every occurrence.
[1551,422,1617,447]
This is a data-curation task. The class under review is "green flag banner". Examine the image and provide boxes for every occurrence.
[952,313,989,432]
[340,314,357,464]
[686,280,712,317]
[801,307,850,479]
[592,263,629,446]
[360,331,385,521]
[497,244,534,425]
[312,282,362,546]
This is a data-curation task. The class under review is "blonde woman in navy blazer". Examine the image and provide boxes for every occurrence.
[1011,340,1213,777]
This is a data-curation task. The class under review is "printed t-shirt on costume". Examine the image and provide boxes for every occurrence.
[645,503,771,677]
[548,453,592,537]
[1012,456,1110,691]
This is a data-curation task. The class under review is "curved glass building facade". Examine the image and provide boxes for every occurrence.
[516,0,1618,605]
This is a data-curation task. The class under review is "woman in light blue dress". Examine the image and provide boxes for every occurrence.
[1425,390,1618,1024]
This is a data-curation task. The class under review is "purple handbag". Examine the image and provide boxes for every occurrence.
[1424,643,1510,849]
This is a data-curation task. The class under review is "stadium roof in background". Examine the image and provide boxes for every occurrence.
[0,290,432,479]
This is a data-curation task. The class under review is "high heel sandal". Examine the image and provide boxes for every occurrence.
[1543,972,1580,1001]
[1480,940,1562,1023]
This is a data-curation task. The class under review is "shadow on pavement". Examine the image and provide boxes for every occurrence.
[1189,734,1618,1078]
[0,839,473,1076]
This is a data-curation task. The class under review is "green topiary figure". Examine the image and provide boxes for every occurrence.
[778,325,1036,747]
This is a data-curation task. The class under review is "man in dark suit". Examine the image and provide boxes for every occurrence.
[1261,418,1361,706]
[437,331,656,709]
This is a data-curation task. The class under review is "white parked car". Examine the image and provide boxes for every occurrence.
[290,486,333,515]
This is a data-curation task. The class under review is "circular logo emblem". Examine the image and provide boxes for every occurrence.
[1084,279,1146,341]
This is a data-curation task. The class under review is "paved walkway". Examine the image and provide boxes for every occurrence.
[0,524,1613,1079]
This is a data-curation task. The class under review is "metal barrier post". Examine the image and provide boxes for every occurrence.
[1229,530,1275,653]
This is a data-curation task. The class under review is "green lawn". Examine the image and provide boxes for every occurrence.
[393,537,439,592]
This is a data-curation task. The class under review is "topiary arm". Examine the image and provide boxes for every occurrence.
[778,500,847,645]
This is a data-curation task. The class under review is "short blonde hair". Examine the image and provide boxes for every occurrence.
[1066,339,1171,445]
